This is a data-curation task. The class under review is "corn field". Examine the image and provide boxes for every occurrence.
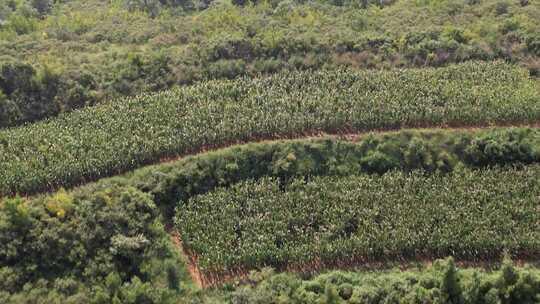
[0,61,538,196]
[176,166,540,277]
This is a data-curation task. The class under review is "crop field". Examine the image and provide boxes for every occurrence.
[2,0,540,302]
[175,167,540,285]
[0,62,539,196]
[2,127,540,301]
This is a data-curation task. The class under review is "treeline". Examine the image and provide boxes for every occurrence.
[1,0,539,127]
[197,259,540,303]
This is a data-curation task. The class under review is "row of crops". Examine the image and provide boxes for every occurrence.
[0,61,539,196]
[175,166,540,284]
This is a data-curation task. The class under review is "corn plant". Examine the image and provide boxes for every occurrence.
[0,61,538,196]
[176,166,540,276]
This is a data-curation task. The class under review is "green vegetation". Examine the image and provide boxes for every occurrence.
[3,128,540,301]
[194,259,540,303]
[1,62,539,196]
[175,167,540,279]
[41,127,540,216]
[0,62,76,127]
[2,0,540,302]
[5,122,537,204]
[0,186,191,303]
[1,0,539,126]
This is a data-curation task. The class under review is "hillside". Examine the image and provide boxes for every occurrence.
[1,0,539,127]
[1,0,540,303]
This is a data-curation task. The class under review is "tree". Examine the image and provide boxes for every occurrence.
[440,258,464,304]
[125,0,162,17]
[31,0,53,16]
[0,62,60,125]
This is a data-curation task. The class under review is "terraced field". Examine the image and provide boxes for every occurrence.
[177,168,540,286]
[1,61,540,302]
[2,0,540,301]
[1,62,539,196]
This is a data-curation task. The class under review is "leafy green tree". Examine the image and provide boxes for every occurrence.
[126,0,162,17]
[0,62,60,125]
[440,258,465,304]
[31,0,53,16]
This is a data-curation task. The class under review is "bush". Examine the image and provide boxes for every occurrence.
[5,14,37,34]
[0,62,104,126]
[0,62,61,125]
[31,0,53,16]
[0,92,20,127]
[221,258,540,303]
[525,33,540,56]
[205,59,247,79]
[494,1,510,16]
[113,53,174,95]
[126,0,162,17]
[0,186,185,302]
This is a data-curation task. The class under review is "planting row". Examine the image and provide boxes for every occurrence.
[175,167,540,279]
[0,62,539,196]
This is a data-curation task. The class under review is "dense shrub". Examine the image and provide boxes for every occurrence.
[199,258,540,303]
[0,62,60,126]
[31,0,53,16]
[0,186,187,303]
[113,53,174,95]
[526,32,540,56]
[0,62,99,127]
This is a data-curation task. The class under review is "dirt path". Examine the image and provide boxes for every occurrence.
[176,251,540,288]
[19,120,540,200]
[168,228,204,289]
[151,122,540,288]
